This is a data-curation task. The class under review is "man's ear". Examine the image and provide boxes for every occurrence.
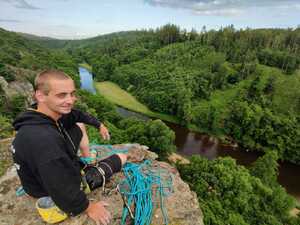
[34,90,46,103]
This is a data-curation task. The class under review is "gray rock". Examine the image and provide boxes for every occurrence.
[0,144,204,225]
[0,75,34,105]
[8,81,34,104]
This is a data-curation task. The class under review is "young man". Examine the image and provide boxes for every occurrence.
[12,70,126,225]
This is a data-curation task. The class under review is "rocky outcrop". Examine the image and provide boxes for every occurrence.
[0,66,36,105]
[0,76,34,104]
[0,143,203,225]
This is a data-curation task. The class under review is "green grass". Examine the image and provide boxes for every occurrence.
[79,63,92,72]
[272,69,300,115]
[95,81,179,123]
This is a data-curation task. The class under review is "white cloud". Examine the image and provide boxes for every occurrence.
[145,0,300,16]
[194,8,244,16]
[0,0,40,10]
[0,18,21,22]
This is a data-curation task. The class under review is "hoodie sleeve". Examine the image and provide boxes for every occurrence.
[37,156,89,216]
[60,109,101,130]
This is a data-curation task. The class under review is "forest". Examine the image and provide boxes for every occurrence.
[74,24,300,165]
[0,24,299,224]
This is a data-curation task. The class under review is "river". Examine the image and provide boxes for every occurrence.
[79,66,300,202]
[79,67,96,94]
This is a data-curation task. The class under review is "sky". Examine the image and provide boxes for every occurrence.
[0,0,299,39]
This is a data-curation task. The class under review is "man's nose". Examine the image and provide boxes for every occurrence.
[66,95,76,104]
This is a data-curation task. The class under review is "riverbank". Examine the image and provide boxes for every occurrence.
[95,81,243,145]
[95,81,232,142]
[95,81,180,123]
[79,62,92,73]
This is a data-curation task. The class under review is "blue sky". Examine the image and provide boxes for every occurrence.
[0,0,299,39]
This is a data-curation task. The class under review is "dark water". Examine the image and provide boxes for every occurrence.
[78,67,300,202]
[166,122,262,165]
[168,122,300,202]
[119,107,300,202]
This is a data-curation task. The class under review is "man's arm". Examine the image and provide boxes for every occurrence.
[60,108,101,129]
[86,201,111,225]
[60,109,110,140]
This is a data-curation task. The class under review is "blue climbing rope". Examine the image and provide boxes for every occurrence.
[79,144,173,225]
[80,144,129,164]
[118,160,173,225]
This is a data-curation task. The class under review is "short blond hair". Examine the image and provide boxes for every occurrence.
[34,70,72,95]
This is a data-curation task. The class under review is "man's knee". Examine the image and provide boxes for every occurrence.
[116,153,127,166]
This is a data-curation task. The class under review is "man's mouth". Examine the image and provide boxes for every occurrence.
[61,105,72,109]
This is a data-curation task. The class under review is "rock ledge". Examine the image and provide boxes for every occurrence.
[0,143,203,225]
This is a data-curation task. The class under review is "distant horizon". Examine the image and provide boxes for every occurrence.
[2,24,300,41]
[0,0,299,39]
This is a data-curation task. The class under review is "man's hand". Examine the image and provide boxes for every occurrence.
[99,124,110,141]
[86,201,111,225]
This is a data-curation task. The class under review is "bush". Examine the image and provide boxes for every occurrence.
[177,156,295,225]
[0,115,13,139]
[8,94,27,118]
[119,118,175,158]
[0,64,16,82]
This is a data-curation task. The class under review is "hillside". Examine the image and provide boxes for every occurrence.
[18,32,70,49]
[0,25,300,225]
[0,28,78,78]
[2,25,299,163]
[69,25,300,164]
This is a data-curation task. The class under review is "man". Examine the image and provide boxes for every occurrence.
[12,70,127,225]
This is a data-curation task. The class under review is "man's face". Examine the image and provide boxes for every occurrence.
[42,78,77,116]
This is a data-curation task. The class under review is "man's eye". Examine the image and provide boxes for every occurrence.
[57,93,67,98]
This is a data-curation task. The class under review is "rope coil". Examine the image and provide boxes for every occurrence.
[80,144,173,225]
[118,160,173,225]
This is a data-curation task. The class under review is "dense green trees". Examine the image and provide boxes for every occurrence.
[63,25,300,164]
[156,23,182,45]
[250,151,279,187]
[111,43,228,124]
[0,28,79,83]
[0,64,16,82]
[258,49,300,74]
[1,25,299,163]
[199,27,300,74]
[178,155,297,225]
[119,118,175,158]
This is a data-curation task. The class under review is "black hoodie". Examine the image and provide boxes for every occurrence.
[12,109,101,216]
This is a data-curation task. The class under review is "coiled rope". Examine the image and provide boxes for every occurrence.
[118,160,173,225]
[80,144,173,225]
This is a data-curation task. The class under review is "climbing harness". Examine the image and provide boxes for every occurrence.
[79,144,129,193]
